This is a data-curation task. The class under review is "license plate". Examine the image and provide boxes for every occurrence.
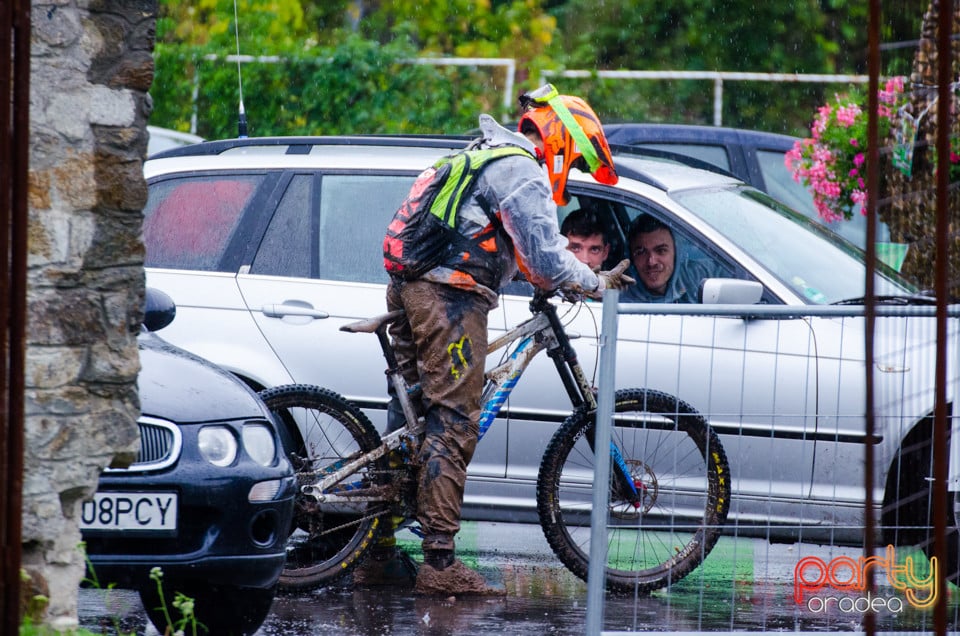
[79,492,178,532]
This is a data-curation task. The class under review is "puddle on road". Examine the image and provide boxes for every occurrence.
[259,560,960,635]
[262,563,591,636]
[80,539,960,634]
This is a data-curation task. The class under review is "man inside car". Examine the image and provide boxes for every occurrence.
[622,213,724,303]
[560,207,611,272]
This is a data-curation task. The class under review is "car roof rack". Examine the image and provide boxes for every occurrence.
[149,134,476,159]
[609,143,739,180]
[146,134,738,195]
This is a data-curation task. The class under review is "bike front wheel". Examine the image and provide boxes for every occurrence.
[536,388,730,594]
[259,384,390,591]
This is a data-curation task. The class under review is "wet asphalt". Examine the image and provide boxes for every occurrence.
[79,520,960,635]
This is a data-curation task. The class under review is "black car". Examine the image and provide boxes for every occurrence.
[81,289,296,636]
[604,122,897,255]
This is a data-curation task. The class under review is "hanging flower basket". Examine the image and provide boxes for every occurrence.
[785,77,908,223]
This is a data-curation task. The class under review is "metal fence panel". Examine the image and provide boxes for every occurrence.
[588,301,959,634]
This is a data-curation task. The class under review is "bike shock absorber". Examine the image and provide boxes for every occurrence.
[609,442,643,509]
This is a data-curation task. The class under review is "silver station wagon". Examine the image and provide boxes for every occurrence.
[141,135,959,577]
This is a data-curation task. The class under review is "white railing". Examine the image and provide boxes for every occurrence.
[184,55,869,133]
[541,69,870,127]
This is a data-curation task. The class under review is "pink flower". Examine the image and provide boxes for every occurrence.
[785,144,802,168]
[788,76,907,222]
[880,76,904,103]
[836,104,860,127]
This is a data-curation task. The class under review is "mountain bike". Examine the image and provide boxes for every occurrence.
[259,288,730,594]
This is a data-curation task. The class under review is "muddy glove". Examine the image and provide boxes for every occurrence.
[587,259,636,300]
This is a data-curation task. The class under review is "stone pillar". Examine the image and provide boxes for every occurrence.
[21,0,153,625]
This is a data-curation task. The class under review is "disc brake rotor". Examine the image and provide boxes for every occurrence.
[610,459,658,518]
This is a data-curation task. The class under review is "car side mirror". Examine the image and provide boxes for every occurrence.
[144,287,177,332]
[698,278,763,305]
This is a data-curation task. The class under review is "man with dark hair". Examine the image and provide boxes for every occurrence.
[560,207,610,271]
[623,213,722,303]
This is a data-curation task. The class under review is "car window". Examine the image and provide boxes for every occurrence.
[558,195,628,270]
[633,143,731,171]
[318,174,415,284]
[251,173,416,283]
[144,175,262,271]
[251,175,314,278]
[756,149,815,217]
[674,186,914,303]
[755,149,892,250]
[621,204,738,280]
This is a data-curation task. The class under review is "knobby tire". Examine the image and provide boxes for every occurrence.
[259,384,390,591]
[536,388,730,594]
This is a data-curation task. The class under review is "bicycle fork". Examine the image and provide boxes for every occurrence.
[537,303,645,511]
[486,299,644,512]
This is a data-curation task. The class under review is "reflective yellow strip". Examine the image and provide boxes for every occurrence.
[544,94,601,173]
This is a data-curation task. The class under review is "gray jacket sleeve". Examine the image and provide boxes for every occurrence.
[478,156,600,292]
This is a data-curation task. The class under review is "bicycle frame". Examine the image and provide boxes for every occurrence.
[479,294,594,440]
[303,292,641,508]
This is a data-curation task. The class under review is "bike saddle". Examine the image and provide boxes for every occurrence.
[340,309,405,333]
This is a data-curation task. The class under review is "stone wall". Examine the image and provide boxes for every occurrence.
[22,0,153,625]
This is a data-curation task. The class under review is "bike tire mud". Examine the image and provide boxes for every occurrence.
[536,388,730,594]
[259,384,390,591]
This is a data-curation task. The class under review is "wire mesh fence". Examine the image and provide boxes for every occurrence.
[588,297,960,634]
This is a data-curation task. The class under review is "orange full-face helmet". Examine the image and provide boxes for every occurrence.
[518,84,618,205]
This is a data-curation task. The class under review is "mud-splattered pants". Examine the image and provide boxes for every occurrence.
[386,278,493,553]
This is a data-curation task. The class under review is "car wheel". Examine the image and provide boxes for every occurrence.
[915,487,960,583]
[139,581,275,636]
[883,423,959,581]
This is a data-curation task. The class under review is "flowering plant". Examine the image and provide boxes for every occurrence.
[927,133,960,183]
[785,77,908,222]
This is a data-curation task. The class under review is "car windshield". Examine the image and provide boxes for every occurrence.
[672,185,917,304]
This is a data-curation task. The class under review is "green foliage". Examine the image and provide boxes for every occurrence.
[148,567,201,636]
[18,568,48,625]
[150,0,929,140]
[152,35,508,138]
[357,0,555,62]
[544,0,841,134]
[19,624,102,636]
[551,0,832,72]
[158,0,309,49]
[786,77,908,221]
[37,546,200,636]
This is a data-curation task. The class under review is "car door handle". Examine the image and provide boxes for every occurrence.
[261,303,330,320]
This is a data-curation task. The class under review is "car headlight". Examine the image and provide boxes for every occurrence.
[242,423,277,466]
[198,426,237,467]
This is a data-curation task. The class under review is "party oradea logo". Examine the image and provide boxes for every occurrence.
[794,545,938,614]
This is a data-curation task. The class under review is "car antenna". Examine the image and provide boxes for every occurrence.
[232,0,247,138]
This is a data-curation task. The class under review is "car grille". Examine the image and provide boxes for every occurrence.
[106,416,182,472]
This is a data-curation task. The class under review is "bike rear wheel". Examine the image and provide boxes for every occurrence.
[536,388,730,594]
[259,384,390,591]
